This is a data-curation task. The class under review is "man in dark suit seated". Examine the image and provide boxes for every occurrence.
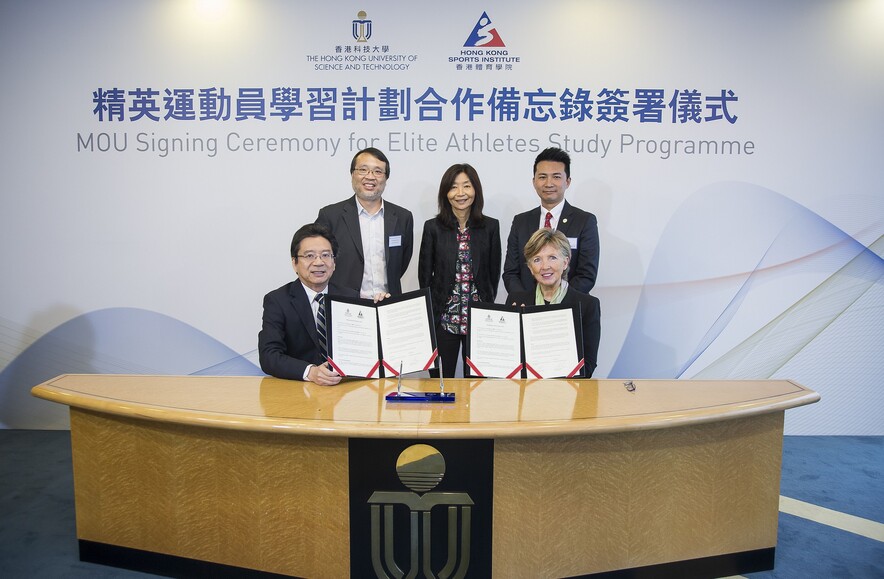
[258,223,358,385]
[503,147,600,294]
[316,147,414,297]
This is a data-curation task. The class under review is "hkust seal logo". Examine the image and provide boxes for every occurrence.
[450,11,520,71]
[367,444,473,578]
[352,10,372,42]
[306,10,417,72]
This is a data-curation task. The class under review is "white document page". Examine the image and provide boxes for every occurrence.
[376,295,435,375]
[328,300,379,377]
[522,308,579,378]
[467,307,522,378]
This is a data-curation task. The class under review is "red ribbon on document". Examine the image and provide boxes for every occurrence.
[566,359,585,378]
[327,358,380,379]
[525,363,542,379]
[422,348,439,371]
[326,357,345,376]
[525,358,585,379]
[465,357,523,379]
[382,349,439,376]
[381,359,400,376]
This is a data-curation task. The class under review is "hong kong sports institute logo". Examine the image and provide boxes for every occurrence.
[463,11,506,47]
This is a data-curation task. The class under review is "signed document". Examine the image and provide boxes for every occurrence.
[326,297,380,378]
[376,289,437,375]
[327,289,437,377]
[522,304,584,378]
[465,303,523,378]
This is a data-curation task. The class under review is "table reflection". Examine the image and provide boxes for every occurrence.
[259,377,601,426]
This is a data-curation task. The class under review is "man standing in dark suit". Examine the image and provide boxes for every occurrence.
[258,223,358,385]
[503,147,599,294]
[316,147,414,297]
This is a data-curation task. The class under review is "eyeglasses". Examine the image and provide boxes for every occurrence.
[353,166,386,178]
[296,252,335,263]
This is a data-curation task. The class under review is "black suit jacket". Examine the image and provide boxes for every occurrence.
[505,287,601,378]
[316,196,414,295]
[418,216,501,323]
[503,200,599,294]
[258,280,358,380]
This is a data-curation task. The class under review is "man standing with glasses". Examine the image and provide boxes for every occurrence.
[316,147,414,297]
[258,223,357,385]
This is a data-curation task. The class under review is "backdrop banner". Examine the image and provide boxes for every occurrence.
[1,1,882,433]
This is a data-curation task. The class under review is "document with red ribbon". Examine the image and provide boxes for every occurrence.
[464,302,523,379]
[376,289,437,376]
[326,288,438,378]
[521,304,584,379]
[465,302,584,379]
[325,296,381,378]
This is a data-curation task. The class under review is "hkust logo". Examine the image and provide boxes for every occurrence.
[451,11,520,70]
[367,445,474,577]
[305,10,418,72]
[352,10,372,42]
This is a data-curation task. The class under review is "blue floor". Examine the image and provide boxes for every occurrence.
[779,436,883,522]
[1,432,881,578]
[745,436,884,579]
[753,512,883,579]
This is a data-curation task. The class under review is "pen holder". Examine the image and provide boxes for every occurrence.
[385,392,456,403]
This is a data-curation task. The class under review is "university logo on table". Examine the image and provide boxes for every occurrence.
[349,439,493,578]
[463,11,506,47]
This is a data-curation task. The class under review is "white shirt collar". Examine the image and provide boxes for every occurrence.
[301,283,326,303]
[355,197,384,217]
[539,201,565,228]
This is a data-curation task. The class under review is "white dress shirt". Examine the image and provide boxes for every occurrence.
[538,201,565,230]
[357,200,388,298]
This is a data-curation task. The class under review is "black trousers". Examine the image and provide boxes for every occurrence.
[431,325,466,378]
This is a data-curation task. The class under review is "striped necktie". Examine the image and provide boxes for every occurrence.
[314,293,328,361]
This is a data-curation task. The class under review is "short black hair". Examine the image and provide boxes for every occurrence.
[349,147,390,178]
[291,223,338,260]
[533,147,571,179]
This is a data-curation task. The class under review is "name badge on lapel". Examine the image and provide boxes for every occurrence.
[389,235,402,248]
[568,237,578,249]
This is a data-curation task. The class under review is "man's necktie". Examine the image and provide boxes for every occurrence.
[544,211,553,228]
[314,293,328,361]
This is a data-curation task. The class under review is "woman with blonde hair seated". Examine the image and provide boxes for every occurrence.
[505,228,600,377]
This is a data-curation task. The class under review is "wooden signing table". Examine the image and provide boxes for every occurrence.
[32,375,818,578]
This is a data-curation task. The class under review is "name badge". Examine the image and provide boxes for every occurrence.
[568,237,578,250]
[389,235,402,248]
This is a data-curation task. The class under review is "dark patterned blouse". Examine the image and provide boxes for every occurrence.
[440,227,480,335]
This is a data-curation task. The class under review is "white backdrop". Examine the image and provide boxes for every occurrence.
[1,0,882,433]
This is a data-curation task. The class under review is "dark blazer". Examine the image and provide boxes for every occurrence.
[316,196,414,295]
[503,200,599,294]
[505,287,601,378]
[258,280,358,380]
[418,216,502,322]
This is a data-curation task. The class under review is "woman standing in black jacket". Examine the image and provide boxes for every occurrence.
[419,163,501,377]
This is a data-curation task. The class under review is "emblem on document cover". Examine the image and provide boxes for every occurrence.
[353,11,372,42]
[368,444,474,578]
